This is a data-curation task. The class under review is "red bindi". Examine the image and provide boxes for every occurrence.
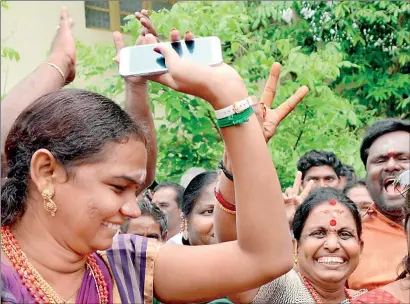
[330,219,337,226]
[329,199,337,206]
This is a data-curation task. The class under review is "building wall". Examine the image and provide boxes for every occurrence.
[1,1,169,124]
[1,1,127,94]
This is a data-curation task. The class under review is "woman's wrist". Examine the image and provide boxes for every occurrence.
[46,54,73,83]
[125,79,148,94]
[206,80,248,110]
[125,77,148,87]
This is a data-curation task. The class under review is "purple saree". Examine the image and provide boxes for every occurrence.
[1,234,160,304]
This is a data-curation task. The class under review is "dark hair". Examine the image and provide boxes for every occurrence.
[343,178,367,196]
[1,153,7,178]
[148,180,158,191]
[154,182,185,209]
[297,150,343,179]
[340,164,357,184]
[121,200,168,235]
[1,89,146,226]
[292,187,362,241]
[182,171,219,217]
[360,119,410,167]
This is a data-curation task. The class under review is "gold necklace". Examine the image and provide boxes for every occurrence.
[1,226,109,304]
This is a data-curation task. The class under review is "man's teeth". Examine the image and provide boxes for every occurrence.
[317,257,344,264]
[102,221,121,230]
[384,181,398,194]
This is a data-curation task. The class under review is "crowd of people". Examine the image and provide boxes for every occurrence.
[1,7,409,304]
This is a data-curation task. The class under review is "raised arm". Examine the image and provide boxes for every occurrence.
[112,11,195,188]
[145,44,294,303]
[112,10,158,187]
[214,63,309,303]
[1,7,76,154]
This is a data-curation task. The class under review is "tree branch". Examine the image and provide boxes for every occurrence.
[293,107,308,150]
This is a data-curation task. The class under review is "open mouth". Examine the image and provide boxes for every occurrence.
[316,256,346,266]
[383,177,401,197]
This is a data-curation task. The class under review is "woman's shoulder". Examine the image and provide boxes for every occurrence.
[107,233,161,255]
[352,288,403,304]
[348,289,368,297]
[252,269,311,303]
[1,261,30,304]
[102,234,162,304]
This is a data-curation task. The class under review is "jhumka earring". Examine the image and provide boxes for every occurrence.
[42,189,57,216]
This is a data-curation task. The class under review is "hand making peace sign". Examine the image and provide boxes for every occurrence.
[252,62,309,143]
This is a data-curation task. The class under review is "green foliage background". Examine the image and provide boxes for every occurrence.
[1,1,21,99]
[75,1,410,188]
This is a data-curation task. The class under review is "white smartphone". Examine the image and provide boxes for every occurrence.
[119,36,223,77]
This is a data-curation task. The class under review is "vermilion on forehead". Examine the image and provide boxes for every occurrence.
[308,202,352,222]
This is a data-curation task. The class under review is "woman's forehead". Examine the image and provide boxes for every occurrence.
[304,202,354,227]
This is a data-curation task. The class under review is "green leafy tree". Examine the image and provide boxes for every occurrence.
[1,1,21,99]
[75,1,408,187]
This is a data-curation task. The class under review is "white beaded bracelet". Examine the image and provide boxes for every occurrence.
[215,97,255,119]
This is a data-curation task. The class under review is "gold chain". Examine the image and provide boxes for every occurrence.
[2,240,67,303]
[1,227,108,304]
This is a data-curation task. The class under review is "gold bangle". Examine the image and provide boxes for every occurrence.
[44,62,65,82]
[218,201,236,215]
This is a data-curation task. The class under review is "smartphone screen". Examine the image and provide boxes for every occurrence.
[119,36,223,77]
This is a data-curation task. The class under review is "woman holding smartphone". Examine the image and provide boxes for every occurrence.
[1,7,293,304]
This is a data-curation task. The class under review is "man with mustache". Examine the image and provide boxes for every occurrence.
[348,118,410,291]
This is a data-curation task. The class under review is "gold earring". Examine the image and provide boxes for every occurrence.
[180,214,188,240]
[42,189,57,216]
[293,252,299,265]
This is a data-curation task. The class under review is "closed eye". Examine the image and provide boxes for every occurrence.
[339,231,353,240]
[111,185,126,192]
[311,230,326,238]
[373,157,386,164]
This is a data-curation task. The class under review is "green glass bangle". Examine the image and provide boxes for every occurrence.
[216,107,255,128]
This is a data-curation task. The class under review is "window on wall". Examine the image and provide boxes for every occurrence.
[85,0,176,31]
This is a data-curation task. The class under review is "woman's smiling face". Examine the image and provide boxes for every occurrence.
[296,201,363,287]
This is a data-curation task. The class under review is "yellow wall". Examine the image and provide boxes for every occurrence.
[1,1,120,94]
[1,1,168,123]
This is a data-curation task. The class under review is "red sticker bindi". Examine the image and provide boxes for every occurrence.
[329,199,337,206]
[330,219,337,226]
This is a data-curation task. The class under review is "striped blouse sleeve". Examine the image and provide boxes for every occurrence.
[106,234,161,304]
